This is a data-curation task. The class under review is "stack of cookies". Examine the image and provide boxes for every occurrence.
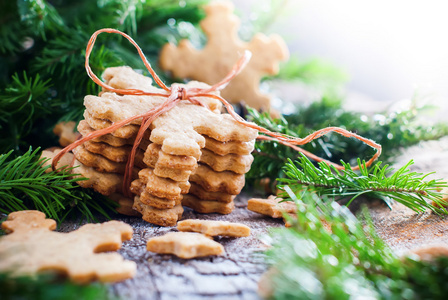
[71,66,258,226]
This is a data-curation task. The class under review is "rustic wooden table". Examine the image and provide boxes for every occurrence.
[58,193,279,300]
[36,136,448,299]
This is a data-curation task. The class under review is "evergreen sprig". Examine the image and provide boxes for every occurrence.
[0,0,208,154]
[0,1,30,55]
[0,147,116,222]
[0,272,112,300]
[0,72,55,153]
[17,0,65,39]
[278,155,448,214]
[265,189,448,299]
[247,97,448,184]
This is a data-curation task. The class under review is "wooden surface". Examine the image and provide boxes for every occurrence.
[58,193,281,300]
[371,136,448,255]
[5,136,448,300]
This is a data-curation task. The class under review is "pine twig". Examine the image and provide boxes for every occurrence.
[0,72,55,153]
[0,0,208,153]
[246,98,448,184]
[0,147,116,222]
[17,0,65,40]
[278,155,448,214]
[265,189,448,299]
[0,272,111,300]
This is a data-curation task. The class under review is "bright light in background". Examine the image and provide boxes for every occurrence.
[237,0,448,103]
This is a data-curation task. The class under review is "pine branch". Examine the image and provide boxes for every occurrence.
[139,0,207,31]
[32,29,87,79]
[0,148,117,223]
[246,97,448,184]
[265,189,448,299]
[0,2,31,55]
[0,21,30,55]
[0,272,112,300]
[0,72,56,153]
[32,27,126,105]
[96,0,144,35]
[0,0,208,154]
[0,72,52,115]
[17,0,65,40]
[278,155,448,214]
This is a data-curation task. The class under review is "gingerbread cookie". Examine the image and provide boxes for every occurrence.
[73,144,145,173]
[131,180,182,209]
[247,195,297,218]
[83,110,139,139]
[53,121,80,147]
[190,164,246,195]
[0,211,136,283]
[72,159,123,195]
[144,143,199,169]
[78,120,148,147]
[153,165,193,182]
[108,193,141,217]
[146,232,224,259]
[204,136,255,156]
[182,194,235,214]
[41,148,74,172]
[140,192,182,210]
[160,0,289,111]
[84,140,145,163]
[132,171,182,201]
[102,66,154,93]
[177,219,250,237]
[199,148,253,174]
[133,196,184,227]
[41,149,129,204]
[139,168,190,193]
[188,183,236,203]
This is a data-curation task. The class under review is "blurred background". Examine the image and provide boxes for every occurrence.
[234,0,448,110]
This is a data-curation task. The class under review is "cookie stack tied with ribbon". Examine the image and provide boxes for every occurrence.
[72,66,154,216]
[72,65,257,226]
[53,29,382,227]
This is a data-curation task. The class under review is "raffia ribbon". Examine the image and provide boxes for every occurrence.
[53,28,382,198]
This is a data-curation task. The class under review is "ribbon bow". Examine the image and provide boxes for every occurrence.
[53,28,382,198]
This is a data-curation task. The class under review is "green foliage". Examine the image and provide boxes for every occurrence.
[279,156,448,214]
[0,147,117,223]
[0,72,55,153]
[17,0,65,39]
[265,189,448,299]
[273,56,348,88]
[0,2,30,55]
[247,97,448,184]
[0,0,208,154]
[0,272,112,300]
